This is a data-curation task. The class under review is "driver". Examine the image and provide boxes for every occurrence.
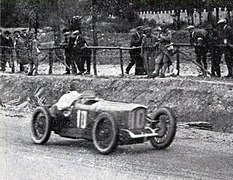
[50,90,97,117]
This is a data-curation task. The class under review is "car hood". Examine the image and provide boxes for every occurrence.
[91,100,147,112]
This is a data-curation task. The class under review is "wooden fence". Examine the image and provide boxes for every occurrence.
[38,44,206,77]
[1,44,232,77]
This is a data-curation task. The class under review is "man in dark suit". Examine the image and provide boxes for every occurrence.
[125,28,145,75]
[205,24,222,77]
[67,31,78,74]
[188,25,208,76]
[82,45,92,75]
[62,29,72,74]
[1,30,14,72]
[69,30,88,75]
[217,18,233,78]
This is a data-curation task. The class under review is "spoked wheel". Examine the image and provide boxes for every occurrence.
[92,112,118,155]
[149,107,176,150]
[31,107,52,144]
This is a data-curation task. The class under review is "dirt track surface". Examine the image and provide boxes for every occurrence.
[1,110,233,180]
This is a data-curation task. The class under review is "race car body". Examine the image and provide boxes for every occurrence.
[31,91,177,154]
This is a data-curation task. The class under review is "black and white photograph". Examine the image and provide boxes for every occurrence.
[1,0,233,179]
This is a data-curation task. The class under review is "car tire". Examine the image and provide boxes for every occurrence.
[92,112,118,155]
[149,107,176,150]
[31,106,52,144]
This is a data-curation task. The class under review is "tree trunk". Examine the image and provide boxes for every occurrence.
[216,7,219,24]
[92,0,98,76]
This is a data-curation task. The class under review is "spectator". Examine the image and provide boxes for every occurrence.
[21,29,28,39]
[154,27,173,78]
[82,45,92,75]
[187,25,208,76]
[73,30,89,75]
[125,28,145,75]
[217,18,233,78]
[141,27,158,78]
[69,30,88,75]
[27,31,41,76]
[1,30,14,72]
[14,30,28,72]
[67,31,77,74]
[205,24,221,77]
[69,16,82,34]
[62,29,72,74]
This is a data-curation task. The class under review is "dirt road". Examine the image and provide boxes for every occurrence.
[0,111,233,180]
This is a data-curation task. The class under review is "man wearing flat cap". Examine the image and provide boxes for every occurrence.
[68,30,88,75]
[125,28,145,75]
[205,24,221,77]
[141,27,159,78]
[188,25,208,76]
[1,30,14,72]
[217,18,233,78]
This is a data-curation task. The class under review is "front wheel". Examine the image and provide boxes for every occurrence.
[92,112,118,155]
[31,106,52,144]
[149,107,176,150]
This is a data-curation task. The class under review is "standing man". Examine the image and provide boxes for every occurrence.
[62,29,72,74]
[154,27,173,78]
[125,28,145,75]
[205,24,222,77]
[1,30,14,72]
[217,18,233,78]
[14,30,28,72]
[27,32,41,75]
[72,30,88,75]
[187,25,208,76]
[82,44,92,75]
[141,27,158,78]
[67,31,78,74]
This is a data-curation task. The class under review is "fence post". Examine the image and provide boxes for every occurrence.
[119,48,124,77]
[176,46,180,76]
[92,49,97,76]
[10,47,15,73]
[48,49,53,74]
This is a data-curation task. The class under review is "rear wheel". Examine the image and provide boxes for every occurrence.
[149,107,176,150]
[92,112,118,155]
[31,107,52,144]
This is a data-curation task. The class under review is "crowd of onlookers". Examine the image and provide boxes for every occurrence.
[0,28,41,75]
[125,25,173,78]
[0,16,233,78]
[125,18,233,78]
[61,29,92,75]
[187,18,233,78]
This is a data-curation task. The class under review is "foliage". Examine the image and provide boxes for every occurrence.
[1,0,233,29]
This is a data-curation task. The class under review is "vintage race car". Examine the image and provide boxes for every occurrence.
[31,91,177,154]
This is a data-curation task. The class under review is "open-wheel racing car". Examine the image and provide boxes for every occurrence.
[31,91,177,154]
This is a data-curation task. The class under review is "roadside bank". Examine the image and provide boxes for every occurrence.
[0,74,233,133]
